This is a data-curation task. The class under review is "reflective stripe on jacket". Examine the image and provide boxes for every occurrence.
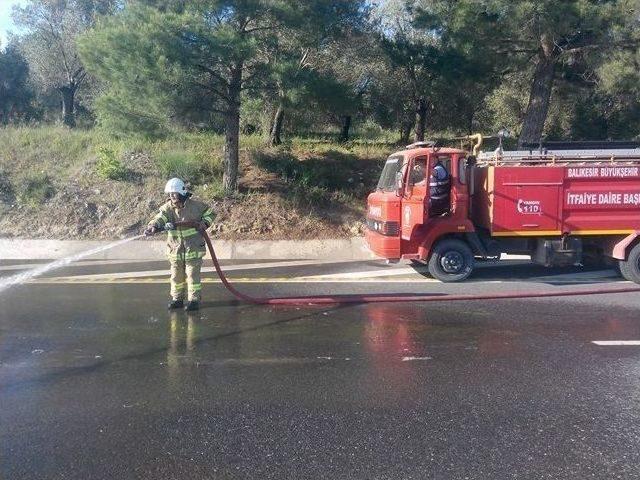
[148,198,215,262]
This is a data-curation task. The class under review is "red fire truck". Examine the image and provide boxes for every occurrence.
[365,136,640,283]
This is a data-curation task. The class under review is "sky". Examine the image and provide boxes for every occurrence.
[0,0,28,48]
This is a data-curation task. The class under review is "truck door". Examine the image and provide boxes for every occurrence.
[401,156,428,240]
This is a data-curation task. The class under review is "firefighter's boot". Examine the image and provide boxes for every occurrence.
[185,300,199,311]
[168,299,184,310]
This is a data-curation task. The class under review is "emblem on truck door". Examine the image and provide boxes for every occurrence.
[517,199,541,214]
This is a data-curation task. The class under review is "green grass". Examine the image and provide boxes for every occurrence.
[0,126,96,179]
[155,150,201,181]
[0,126,393,203]
[249,146,383,210]
[0,126,398,238]
[17,172,55,207]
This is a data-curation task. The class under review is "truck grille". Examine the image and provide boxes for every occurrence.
[366,218,399,236]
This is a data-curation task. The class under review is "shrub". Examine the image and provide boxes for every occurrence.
[18,173,55,206]
[358,119,384,141]
[155,151,200,181]
[252,148,376,192]
[0,170,15,205]
[96,147,127,180]
[195,179,225,201]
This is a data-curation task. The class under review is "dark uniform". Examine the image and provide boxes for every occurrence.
[429,162,451,216]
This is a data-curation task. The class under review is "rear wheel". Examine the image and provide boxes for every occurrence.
[427,239,474,282]
[619,243,640,284]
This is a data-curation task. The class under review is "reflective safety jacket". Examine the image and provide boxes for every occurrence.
[148,198,215,262]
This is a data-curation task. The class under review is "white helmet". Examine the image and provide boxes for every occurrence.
[164,178,187,196]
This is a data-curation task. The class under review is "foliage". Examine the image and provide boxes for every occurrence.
[95,147,127,180]
[0,170,15,206]
[155,151,201,182]
[17,173,55,206]
[0,42,34,124]
[0,0,639,168]
[12,0,118,127]
[252,147,381,192]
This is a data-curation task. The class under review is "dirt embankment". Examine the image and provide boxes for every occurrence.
[0,132,386,240]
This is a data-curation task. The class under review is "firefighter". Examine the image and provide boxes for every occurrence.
[429,160,451,216]
[144,178,215,311]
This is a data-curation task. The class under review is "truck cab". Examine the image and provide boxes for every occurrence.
[366,144,477,282]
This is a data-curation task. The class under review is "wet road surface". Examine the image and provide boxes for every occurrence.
[1,259,640,479]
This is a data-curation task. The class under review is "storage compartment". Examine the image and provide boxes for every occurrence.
[470,164,639,236]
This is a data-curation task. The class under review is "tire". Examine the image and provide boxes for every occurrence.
[427,239,475,282]
[619,243,640,284]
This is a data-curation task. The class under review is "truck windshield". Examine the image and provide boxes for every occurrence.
[376,155,404,192]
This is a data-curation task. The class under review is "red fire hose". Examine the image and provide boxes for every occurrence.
[164,224,640,305]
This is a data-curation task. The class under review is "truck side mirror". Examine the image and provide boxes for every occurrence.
[395,171,404,197]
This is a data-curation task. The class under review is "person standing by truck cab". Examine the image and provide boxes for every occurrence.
[144,178,215,311]
[429,160,451,216]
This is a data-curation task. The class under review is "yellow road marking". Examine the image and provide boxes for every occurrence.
[25,276,626,285]
[26,277,441,284]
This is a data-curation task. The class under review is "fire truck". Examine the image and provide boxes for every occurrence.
[365,136,640,283]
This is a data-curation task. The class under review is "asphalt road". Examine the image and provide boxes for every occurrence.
[1,258,640,479]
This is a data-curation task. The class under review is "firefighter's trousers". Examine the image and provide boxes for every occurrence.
[170,260,203,302]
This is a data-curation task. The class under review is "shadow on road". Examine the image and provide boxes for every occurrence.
[408,261,621,284]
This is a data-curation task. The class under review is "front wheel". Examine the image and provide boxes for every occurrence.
[427,239,475,282]
[619,243,640,284]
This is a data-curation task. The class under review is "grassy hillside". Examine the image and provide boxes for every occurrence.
[0,127,392,240]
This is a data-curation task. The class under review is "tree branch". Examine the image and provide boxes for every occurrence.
[75,70,88,88]
[194,64,229,87]
[191,80,231,101]
[244,25,276,34]
[562,40,640,54]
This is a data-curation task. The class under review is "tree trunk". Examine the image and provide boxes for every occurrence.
[466,108,474,135]
[269,103,285,146]
[518,54,557,148]
[222,65,243,197]
[400,118,414,144]
[60,85,76,128]
[339,115,351,142]
[414,97,427,142]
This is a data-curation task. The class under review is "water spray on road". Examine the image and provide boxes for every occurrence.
[0,235,143,294]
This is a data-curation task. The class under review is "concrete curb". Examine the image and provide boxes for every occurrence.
[0,237,377,261]
[0,238,531,262]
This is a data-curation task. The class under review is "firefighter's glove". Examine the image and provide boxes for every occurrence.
[144,225,158,236]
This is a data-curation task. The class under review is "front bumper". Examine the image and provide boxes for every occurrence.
[365,227,401,260]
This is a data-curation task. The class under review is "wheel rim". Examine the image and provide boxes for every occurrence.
[440,251,465,274]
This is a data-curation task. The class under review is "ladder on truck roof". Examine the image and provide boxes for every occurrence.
[477,148,640,166]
